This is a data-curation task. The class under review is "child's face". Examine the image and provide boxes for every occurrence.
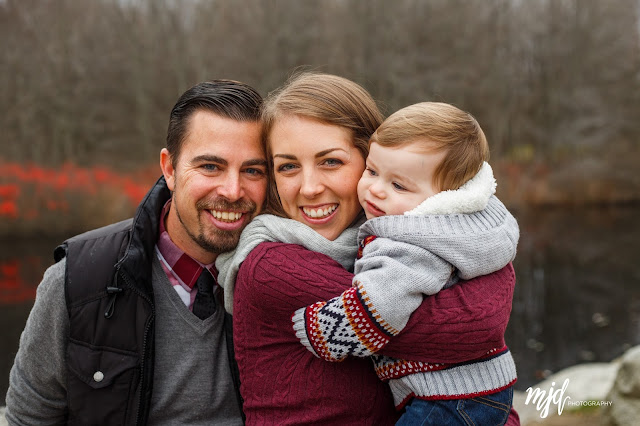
[357,141,446,219]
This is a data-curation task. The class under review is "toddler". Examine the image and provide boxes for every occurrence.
[293,102,520,425]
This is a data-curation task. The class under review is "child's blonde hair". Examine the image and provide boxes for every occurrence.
[370,102,489,191]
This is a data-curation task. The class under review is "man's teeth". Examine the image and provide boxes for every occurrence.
[303,205,337,218]
[211,210,243,222]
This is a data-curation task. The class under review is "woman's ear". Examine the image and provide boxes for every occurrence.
[160,148,175,191]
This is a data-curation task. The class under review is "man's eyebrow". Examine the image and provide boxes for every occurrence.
[273,154,297,160]
[192,155,227,165]
[242,158,268,167]
[191,155,266,168]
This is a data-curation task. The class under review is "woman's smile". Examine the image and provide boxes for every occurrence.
[300,203,339,222]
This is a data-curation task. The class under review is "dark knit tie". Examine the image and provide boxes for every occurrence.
[192,269,216,320]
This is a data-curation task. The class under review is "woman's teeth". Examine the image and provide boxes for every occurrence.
[211,210,243,222]
[302,205,337,218]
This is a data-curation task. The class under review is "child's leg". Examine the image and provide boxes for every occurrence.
[396,387,513,426]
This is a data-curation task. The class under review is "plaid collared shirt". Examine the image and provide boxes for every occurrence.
[155,200,218,310]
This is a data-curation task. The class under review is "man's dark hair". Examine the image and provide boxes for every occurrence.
[166,80,262,165]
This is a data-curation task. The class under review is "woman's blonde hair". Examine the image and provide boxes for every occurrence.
[261,72,383,216]
[370,102,489,191]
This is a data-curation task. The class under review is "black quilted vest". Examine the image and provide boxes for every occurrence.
[54,177,242,425]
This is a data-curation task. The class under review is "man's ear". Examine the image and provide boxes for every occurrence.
[160,148,175,191]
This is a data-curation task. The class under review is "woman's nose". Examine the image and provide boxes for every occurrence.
[300,169,324,198]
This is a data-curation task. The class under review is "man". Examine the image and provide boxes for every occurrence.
[5,80,267,425]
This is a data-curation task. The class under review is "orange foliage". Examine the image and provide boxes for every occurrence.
[0,161,160,303]
[0,258,37,304]
[0,160,158,220]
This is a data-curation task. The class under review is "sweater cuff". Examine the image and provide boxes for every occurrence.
[292,307,320,358]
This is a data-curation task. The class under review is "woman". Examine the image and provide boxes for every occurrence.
[217,72,519,425]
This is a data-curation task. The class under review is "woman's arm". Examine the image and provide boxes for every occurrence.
[263,240,513,364]
[292,237,453,361]
[382,263,515,363]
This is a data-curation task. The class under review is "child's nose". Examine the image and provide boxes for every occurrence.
[369,181,386,199]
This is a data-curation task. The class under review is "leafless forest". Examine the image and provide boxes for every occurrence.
[2,0,640,207]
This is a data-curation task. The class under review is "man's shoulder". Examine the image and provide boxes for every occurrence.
[67,218,134,243]
[54,218,134,261]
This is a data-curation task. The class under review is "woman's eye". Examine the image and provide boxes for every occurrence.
[322,158,343,167]
[277,163,297,172]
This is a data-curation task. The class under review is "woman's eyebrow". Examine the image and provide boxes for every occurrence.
[315,148,346,158]
[273,148,346,160]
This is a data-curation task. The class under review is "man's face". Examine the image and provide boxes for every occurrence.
[161,110,267,264]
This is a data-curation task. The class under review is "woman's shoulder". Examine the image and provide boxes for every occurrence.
[236,241,356,304]
[241,241,343,271]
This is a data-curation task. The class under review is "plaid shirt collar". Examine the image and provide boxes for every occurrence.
[156,200,217,290]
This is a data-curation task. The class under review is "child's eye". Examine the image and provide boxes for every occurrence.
[366,167,377,176]
[392,182,407,191]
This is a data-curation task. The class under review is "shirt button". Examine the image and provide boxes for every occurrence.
[93,371,104,382]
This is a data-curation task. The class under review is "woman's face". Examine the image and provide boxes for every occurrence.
[270,114,366,241]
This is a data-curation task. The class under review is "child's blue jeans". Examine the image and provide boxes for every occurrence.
[396,387,513,426]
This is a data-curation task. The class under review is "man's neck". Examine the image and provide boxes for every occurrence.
[162,203,217,266]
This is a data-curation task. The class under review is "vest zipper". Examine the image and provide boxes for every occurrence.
[119,270,155,426]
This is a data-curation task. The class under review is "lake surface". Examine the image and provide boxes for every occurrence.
[2,205,639,402]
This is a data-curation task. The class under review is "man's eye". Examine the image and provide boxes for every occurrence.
[202,164,219,172]
[245,168,265,176]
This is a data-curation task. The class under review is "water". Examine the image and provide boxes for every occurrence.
[2,205,639,401]
[505,204,640,389]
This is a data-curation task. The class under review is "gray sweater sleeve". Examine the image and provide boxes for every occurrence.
[5,259,68,425]
[353,197,519,333]
[353,237,455,333]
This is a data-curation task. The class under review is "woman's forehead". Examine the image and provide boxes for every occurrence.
[269,115,354,155]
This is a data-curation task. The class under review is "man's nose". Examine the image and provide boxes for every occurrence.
[218,173,244,202]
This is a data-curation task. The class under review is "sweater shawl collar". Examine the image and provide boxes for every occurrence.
[216,213,365,313]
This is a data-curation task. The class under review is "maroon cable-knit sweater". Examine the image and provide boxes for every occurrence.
[233,242,520,425]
